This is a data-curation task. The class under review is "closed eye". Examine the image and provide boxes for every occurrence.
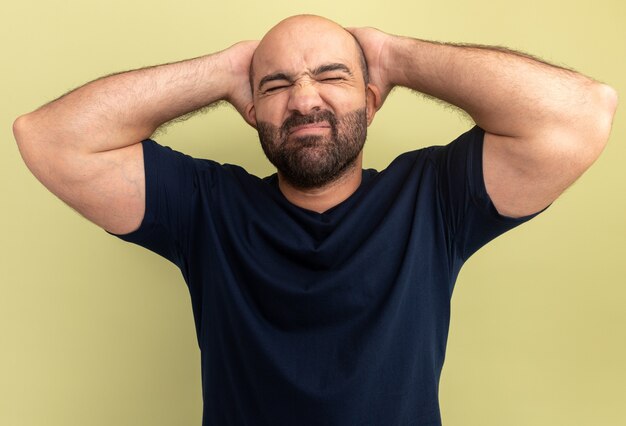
[264,84,290,93]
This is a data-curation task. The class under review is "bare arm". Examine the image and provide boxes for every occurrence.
[12,41,258,234]
[349,28,618,217]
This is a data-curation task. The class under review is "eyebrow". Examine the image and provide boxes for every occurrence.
[258,63,353,91]
[258,72,292,90]
[311,63,353,76]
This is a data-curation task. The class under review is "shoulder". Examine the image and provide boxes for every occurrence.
[383,126,485,172]
[143,139,266,188]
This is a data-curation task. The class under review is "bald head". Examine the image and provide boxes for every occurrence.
[249,15,369,93]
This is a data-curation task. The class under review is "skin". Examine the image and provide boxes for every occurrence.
[12,14,617,235]
[348,26,617,217]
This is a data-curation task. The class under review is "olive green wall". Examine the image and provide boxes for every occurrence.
[2,0,624,425]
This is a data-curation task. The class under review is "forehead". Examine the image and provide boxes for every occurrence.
[253,19,359,79]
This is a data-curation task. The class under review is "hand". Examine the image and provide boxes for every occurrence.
[346,26,395,109]
[222,40,260,126]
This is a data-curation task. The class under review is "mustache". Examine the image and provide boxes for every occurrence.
[280,110,338,138]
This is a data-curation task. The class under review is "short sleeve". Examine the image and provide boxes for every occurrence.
[108,139,198,268]
[435,126,546,261]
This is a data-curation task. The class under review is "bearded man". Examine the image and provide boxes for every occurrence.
[13,14,617,426]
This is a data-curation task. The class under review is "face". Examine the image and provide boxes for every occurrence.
[249,16,377,189]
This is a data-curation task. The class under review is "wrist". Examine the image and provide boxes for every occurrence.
[200,50,235,103]
[218,41,258,109]
[384,35,415,89]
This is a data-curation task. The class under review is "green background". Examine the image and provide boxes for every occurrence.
[2,0,624,425]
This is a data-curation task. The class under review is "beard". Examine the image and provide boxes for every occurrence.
[257,108,368,189]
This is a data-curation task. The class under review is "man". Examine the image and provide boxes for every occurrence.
[13,14,616,426]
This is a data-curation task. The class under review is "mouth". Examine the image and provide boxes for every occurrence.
[288,122,331,136]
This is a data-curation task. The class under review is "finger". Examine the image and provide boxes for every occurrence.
[344,27,361,37]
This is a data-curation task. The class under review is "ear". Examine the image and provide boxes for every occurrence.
[365,83,381,126]
[244,102,257,128]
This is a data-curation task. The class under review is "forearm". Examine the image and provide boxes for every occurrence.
[15,50,233,154]
[384,36,616,140]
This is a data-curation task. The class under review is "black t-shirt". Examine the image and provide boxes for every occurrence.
[113,126,540,425]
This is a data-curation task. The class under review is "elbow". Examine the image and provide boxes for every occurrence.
[12,112,41,151]
[591,83,618,149]
[12,113,51,179]
[12,113,41,169]
[575,83,618,166]
[552,83,618,173]
[13,114,29,146]
[600,83,619,115]
[13,114,34,162]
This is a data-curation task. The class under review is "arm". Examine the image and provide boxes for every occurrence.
[12,41,258,234]
[349,28,618,217]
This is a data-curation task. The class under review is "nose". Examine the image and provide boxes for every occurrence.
[287,80,325,115]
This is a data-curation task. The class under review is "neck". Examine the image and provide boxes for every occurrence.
[277,154,363,213]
